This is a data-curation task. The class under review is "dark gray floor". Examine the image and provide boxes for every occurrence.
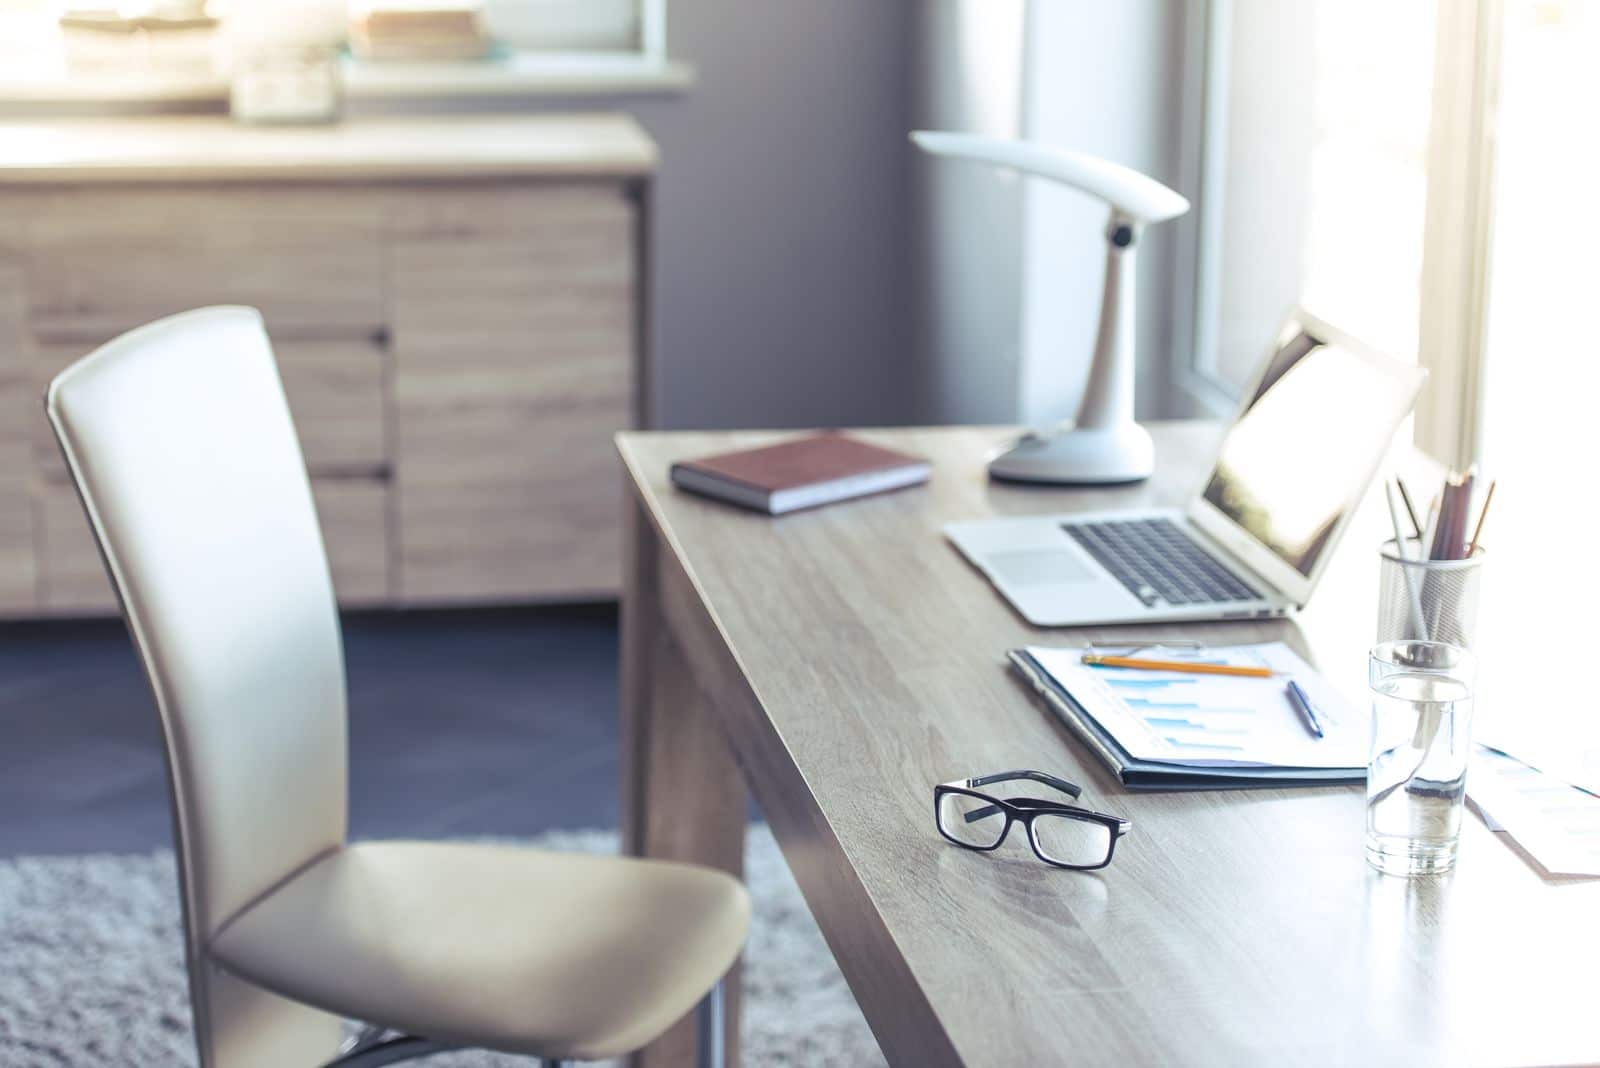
[0,607,620,857]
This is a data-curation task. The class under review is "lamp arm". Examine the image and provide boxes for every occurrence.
[1075,215,1138,430]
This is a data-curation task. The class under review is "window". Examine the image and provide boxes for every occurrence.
[1181,0,1439,408]
[1186,0,1593,451]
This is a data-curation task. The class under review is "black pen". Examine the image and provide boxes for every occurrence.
[1286,680,1324,739]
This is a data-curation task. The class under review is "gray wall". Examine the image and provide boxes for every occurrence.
[562,2,919,430]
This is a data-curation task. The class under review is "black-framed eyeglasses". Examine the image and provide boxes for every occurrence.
[933,770,1131,870]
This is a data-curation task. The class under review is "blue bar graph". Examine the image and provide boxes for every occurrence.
[1145,717,1247,735]
[1090,659,1234,668]
[1102,677,1196,690]
[1164,736,1246,752]
[1126,697,1253,716]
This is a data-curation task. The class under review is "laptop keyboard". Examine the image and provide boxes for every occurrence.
[1063,518,1261,607]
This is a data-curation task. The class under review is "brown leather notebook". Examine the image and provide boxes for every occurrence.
[670,433,930,514]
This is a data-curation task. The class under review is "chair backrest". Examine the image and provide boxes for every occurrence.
[46,307,347,1063]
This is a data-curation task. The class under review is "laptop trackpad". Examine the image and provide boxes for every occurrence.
[985,548,1097,587]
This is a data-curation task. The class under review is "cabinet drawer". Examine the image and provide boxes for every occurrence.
[35,477,390,614]
[21,187,384,343]
[29,337,388,481]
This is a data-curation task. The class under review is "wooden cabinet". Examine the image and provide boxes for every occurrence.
[0,115,655,617]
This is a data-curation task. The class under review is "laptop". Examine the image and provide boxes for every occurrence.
[945,310,1426,627]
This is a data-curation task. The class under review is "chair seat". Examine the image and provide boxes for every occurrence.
[209,840,750,1061]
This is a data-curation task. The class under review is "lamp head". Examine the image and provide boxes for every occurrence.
[909,131,1190,226]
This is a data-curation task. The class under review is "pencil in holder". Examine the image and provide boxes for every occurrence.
[1376,539,1484,648]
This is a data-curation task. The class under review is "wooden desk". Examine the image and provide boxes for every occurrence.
[617,423,1599,1067]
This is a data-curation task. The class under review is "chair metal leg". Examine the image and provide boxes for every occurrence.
[321,987,727,1068]
[322,1031,454,1067]
[326,1031,561,1067]
[696,979,726,1068]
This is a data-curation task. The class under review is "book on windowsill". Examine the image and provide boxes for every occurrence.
[670,432,931,515]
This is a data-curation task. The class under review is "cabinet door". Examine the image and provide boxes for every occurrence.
[310,479,391,606]
[0,256,33,615]
[0,441,31,615]
[389,184,636,603]
[273,338,390,475]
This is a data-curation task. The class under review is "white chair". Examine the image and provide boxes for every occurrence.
[45,306,749,1068]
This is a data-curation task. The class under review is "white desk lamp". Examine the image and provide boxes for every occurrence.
[911,131,1190,484]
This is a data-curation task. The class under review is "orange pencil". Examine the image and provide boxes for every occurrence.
[1080,654,1277,679]
[1467,479,1497,556]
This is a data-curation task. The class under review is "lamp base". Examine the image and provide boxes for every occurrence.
[988,422,1154,485]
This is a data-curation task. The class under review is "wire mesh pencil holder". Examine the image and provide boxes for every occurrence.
[1377,538,1485,649]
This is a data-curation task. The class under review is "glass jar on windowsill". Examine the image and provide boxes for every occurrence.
[229,43,341,124]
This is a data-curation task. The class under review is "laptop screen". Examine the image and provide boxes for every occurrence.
[1200,320,1418,578]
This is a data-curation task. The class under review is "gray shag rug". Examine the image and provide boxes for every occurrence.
[0,825,885,1067]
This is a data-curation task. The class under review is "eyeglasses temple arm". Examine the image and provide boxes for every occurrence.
[963,804,1002,823]
[966,769,1083,799]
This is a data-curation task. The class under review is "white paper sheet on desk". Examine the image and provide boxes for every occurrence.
[1025,642,1366,769]
[1469,746,1600,877]
[1476,716,1600,799]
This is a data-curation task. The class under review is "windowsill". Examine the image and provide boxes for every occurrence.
[342,51,695,99]
[0,52,695,109]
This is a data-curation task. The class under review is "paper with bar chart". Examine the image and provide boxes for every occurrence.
[1024,643,1365,769]
[1469,746,1600,877]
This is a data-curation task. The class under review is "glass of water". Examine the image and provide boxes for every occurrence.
[1366,640,1475,876]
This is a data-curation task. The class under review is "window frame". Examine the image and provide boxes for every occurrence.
[1167,0,1244,421]
[1414,0,1503,469]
